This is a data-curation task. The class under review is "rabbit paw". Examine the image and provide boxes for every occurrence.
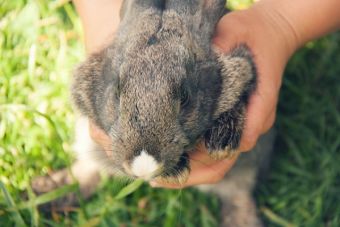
[156,167,190,185]
[155,153,190,185]
[204,109,243,160]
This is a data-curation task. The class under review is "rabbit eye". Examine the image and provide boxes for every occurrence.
[180,89,190,108]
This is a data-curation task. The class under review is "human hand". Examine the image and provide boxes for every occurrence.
[213,5,298,152]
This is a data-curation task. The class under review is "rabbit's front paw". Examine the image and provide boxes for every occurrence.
[204,106,244,160]
[155,153,190,185]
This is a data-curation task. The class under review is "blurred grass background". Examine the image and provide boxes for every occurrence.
[0,0,339,226]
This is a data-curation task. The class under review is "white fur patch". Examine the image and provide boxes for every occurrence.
[72,116,101,169]
[131,150,159,178]
[73,117,97,155]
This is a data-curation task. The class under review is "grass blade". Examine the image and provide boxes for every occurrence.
[16,183,78,210]
[261,207,296,227]
[0,182,27,227]
[114,179,144,200]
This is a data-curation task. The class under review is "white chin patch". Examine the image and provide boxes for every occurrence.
[131,150,159,178]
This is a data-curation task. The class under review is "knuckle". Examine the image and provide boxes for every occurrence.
[240,131,259,152]
[263,112,276,133]
[89,129,103,143]
[89,128,99,139]
[209,173,224,184]
[241,111,277,152]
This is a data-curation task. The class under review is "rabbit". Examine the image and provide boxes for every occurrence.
[32,0,275,226]
[71,0,256,184]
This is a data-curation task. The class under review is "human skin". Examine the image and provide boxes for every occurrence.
[73,0,340,188]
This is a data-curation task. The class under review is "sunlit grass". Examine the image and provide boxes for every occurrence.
[1,0,339,226]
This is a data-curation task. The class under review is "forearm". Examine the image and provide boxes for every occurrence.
[254,0,340,51]
[73,0,123,53]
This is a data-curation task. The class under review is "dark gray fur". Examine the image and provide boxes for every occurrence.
[71,0,256,181]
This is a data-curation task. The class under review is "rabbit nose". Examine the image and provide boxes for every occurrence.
[123,150,161,179]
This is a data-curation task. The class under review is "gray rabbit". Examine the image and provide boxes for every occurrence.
[33,0,275,226]
[72,0,256,183]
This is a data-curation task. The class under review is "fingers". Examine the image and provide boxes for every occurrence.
[186,152,239,186]
[150,155,239,189]
[88,121,112,151]
[150,143,240,189]
[239,91,277,152]
[239,92,277,152]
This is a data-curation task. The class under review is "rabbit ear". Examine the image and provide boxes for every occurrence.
[213,45,257,119]
[71,50,119,131]
[72,51,105,118]
[120,0,165,21]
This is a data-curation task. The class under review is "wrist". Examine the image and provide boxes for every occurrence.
[250,3,299,60]
[253,0,340,51]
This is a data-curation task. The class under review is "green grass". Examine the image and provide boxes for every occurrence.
[0,0,339,226]
[257,36,340,226]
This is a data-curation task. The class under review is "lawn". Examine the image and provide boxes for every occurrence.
[0,0,339,226]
